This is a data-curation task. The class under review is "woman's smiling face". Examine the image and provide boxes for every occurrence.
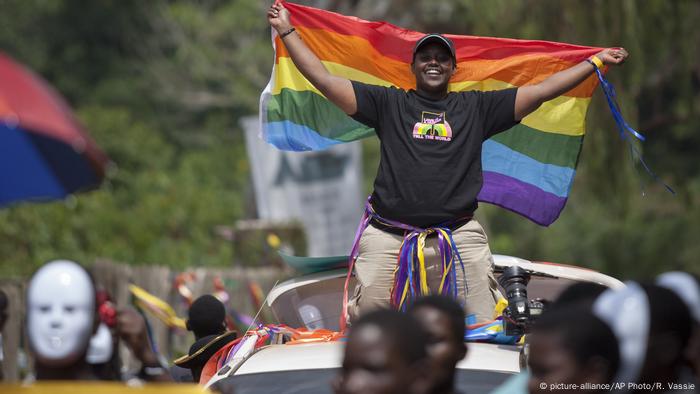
[411,42,455,95]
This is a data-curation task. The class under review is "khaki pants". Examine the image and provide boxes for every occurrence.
[348,219,502,323]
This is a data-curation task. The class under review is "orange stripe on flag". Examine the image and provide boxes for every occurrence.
[276,27,599,97]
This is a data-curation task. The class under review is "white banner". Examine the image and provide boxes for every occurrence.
[241,116,363,257]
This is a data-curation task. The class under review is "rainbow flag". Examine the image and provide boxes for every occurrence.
[259,2,604,226]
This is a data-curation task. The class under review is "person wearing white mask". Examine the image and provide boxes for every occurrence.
[27,260,99,380]
[26,260,171,382]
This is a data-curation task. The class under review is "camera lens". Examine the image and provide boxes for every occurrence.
[498,266,531,335]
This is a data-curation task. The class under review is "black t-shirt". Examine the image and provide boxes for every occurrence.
[351,81,519,228]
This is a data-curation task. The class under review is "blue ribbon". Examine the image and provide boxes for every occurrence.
[406,239,416,310]
[447,231,468,307]
[591,64,674,194]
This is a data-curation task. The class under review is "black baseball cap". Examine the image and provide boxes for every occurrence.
[412,33,456,64]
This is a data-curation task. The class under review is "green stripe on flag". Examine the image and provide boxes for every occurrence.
[491,125,583,168]
[268,88,583,168]
[267,89,374,142]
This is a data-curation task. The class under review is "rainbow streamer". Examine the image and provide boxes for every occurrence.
[341,199,467,330]
[389,225,466,312]
[260,2,605,226]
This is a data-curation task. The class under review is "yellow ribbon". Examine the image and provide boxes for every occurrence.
[129,284,187,330]
[416,231,430,296]
[494,297,509,320]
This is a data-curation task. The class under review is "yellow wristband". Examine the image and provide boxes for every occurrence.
[589,55,604,69]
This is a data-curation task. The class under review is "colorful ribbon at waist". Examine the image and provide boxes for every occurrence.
[341,197,468,330]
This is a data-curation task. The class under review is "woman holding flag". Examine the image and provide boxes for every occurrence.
[267,1,628,324]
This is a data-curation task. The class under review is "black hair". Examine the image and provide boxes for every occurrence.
[533,305,620,382]
[409,295,465,343]
[641,283,693,350]
[187,295,226,339]
[551,282,607,309]
[350,309,428,364]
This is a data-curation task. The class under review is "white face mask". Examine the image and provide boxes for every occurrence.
[27,260,95,366]
[86,323,113,364]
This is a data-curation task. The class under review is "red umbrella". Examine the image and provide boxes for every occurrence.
[0,52,111,207]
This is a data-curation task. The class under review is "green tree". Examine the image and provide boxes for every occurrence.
[1,0,698,279]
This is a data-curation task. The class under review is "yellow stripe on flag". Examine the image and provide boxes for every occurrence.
[275,57,589,136]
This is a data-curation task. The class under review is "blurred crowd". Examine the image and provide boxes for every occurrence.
[0,259,698,394]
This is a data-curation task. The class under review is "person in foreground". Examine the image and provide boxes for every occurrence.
[26,259,171,382]
[527,305,620,394]
[635,283,694,393]
[489,281,613,394]
[267,2,629,323]
[409,295,467,394]
[657,271,700,381]
[333,309,431,394]
[592,281,695,394]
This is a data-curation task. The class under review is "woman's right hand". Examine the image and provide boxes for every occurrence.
[267,1,292,33]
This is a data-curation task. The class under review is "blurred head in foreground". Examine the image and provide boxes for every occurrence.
[334,309,430,394]
[527,305,619,393]
[657,271,700,378]
[409,295,467,394]
[636,283,693,388]
[590,281,693,393]
[550,281,607,309]
[27,260,98,379]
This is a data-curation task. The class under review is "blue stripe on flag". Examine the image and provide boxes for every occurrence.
[264,120,342,151]
[482,139,575,198]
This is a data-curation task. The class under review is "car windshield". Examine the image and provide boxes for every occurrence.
[221,368,513,394]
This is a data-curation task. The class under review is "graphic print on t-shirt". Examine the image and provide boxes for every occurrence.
[412,111,453,142]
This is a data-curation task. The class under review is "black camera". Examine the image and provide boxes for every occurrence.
[498,266,545,336]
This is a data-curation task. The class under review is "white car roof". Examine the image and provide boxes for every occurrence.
[210,254,621,387]
[491,254,624,289]
[234,341,520,376]
[267,254,624,307]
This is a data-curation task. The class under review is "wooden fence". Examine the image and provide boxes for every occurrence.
[0,260,287,382]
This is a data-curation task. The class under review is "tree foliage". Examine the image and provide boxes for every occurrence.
[0,0,698,278]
